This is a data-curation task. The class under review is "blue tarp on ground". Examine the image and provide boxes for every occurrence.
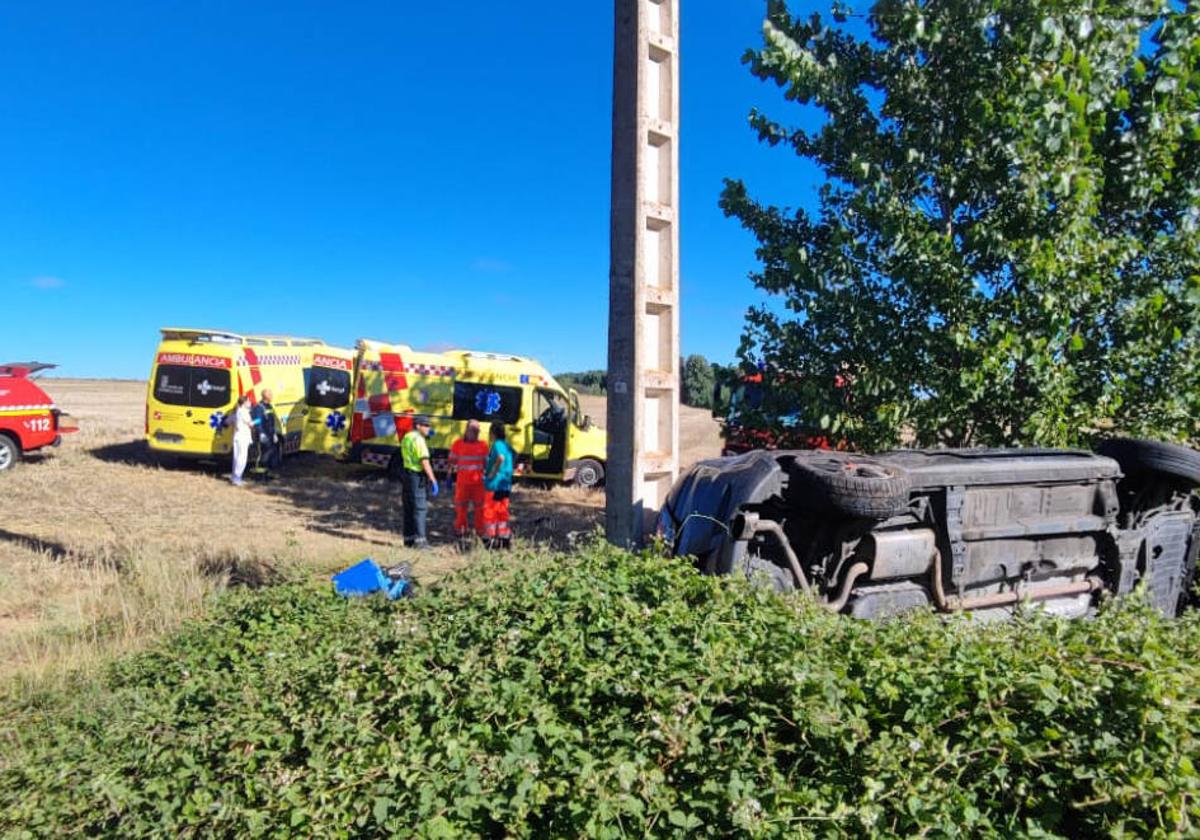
[331,558,410,600]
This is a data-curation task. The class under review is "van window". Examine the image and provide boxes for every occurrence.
[533,389,568,431]
[153,365,232,409]
[453,382,522,425]
[307,367,352,409]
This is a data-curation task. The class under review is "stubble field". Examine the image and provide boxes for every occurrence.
[0,380,721,689]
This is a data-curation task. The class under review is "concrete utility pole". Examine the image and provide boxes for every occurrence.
[607,0,681,547]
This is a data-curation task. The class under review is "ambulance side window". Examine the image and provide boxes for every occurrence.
[307,367,352,409]
[452,382,522,425]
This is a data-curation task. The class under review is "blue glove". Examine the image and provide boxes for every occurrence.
[430,480,440,498]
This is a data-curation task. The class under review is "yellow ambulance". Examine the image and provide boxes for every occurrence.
[311,339,608,487]
[145,328,350,462]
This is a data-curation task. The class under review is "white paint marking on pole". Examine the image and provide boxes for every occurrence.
[607,0,680,548]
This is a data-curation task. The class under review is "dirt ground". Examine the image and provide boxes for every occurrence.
[0,380,722,684]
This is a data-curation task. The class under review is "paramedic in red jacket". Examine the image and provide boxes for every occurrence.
[448,419,488,539]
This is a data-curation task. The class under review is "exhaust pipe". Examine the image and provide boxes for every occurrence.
[931,545,1102,612]
[741,515,812,595]
[741,515,869,610]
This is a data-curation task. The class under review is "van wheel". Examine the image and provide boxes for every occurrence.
[1097,438,1200,486]
[788,453,911,519]
[742,554,794,593]
[573,458,605,489]
[0,434,21,472]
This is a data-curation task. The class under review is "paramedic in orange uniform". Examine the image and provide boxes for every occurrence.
[448,419,488,539]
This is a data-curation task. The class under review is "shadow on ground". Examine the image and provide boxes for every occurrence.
[82,437,604,552]
[0,528,72,562]
[88,440,223,471]
[257,472,604,551]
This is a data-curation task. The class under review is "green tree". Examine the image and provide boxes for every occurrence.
[555,370,607,395]
[681,353,716,408]
[722,0,1200,449]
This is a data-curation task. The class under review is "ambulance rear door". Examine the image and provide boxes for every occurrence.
[301,351,356,455]
[147,351,237,455]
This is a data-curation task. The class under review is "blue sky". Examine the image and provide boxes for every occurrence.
[1,2,825,379]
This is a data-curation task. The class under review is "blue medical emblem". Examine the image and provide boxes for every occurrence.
[475,389,503,416]
[325,413,347,433]
[519,374,530,384]
[209,411,226,430]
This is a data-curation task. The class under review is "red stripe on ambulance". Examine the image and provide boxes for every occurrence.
[241,348,263,404]
[378,352,408,391]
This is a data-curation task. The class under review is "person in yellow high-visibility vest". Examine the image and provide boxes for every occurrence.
[399,415,438,548]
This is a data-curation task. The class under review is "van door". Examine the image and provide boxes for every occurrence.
[148,360,235,454]
[301,356,354,455]
[531,388,569,476]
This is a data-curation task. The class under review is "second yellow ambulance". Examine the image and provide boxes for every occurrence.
[312,339,608,487]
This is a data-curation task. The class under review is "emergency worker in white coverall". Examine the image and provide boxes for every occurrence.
[230,394,253,486]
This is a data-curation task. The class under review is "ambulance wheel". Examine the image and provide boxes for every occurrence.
[0,434,20,472]
[574,458,605,489]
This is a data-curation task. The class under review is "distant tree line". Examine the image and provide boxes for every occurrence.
[555,370,608,396]
[558,356,742,413]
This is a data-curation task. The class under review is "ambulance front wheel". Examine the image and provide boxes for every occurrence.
[573,458,605,489]
[0,434,21,472]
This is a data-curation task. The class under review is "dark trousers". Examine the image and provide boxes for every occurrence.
[258,440,281,471]
[401,470,428,545]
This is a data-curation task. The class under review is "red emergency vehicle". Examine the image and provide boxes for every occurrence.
[0,362,77,471]
[719,371,847,456]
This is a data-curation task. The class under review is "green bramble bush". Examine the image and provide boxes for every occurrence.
[2,541,1198,837]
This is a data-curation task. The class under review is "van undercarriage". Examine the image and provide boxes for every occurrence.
[658,440,1200,620]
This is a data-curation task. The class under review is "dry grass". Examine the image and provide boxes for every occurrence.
[1,380,722,691]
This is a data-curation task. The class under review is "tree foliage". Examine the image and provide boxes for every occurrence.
[722,0,1200,449]
[555,370,608,395]
[681,353,716,408]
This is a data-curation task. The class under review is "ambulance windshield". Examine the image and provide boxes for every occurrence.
[153,365,232,409]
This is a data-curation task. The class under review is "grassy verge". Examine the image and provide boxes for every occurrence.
[3,541,1199,837]
[0,539,293,696]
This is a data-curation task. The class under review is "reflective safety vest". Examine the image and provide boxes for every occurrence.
[449,438,489,485]
[401,429,430,472]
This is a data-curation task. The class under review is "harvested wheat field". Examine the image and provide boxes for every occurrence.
[0,381,721,688]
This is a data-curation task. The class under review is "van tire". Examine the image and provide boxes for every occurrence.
[0,434,20,472]
[788,453,911,519]
[742,553,794,593]
[573,458,605,489]
[1096,437,1200,486]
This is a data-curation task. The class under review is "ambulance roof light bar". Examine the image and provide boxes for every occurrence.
[357,338,414,352]
[160,328,325,346]
[458,350,530,363]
